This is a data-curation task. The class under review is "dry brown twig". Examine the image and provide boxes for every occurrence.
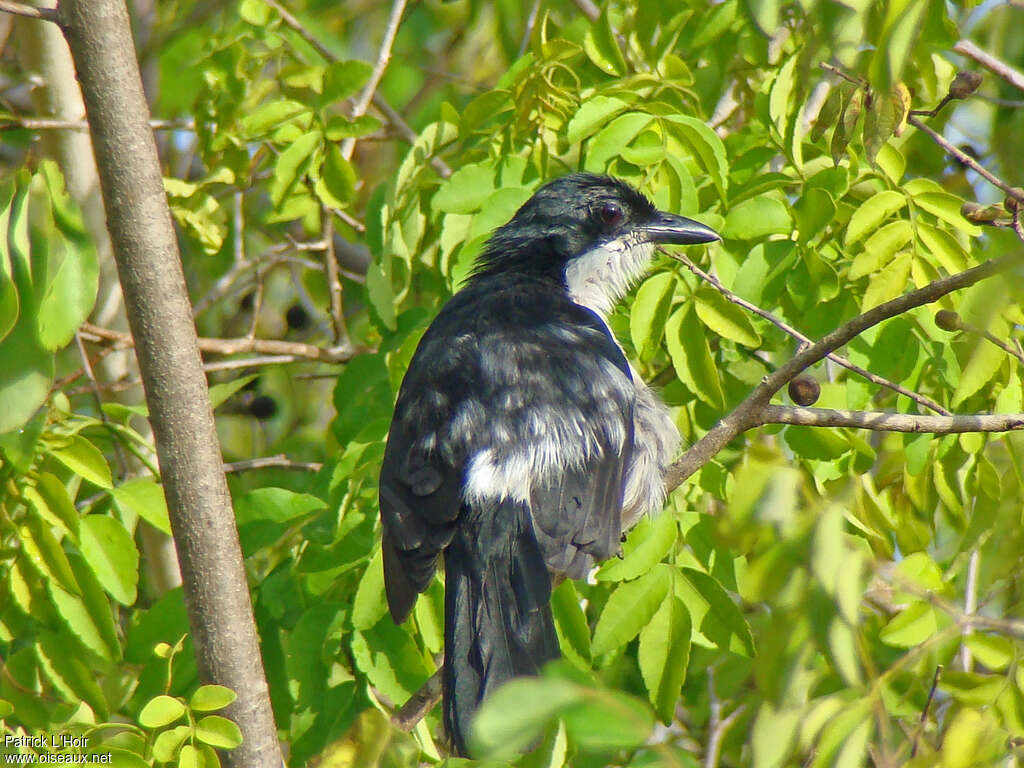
[80,322,360,364]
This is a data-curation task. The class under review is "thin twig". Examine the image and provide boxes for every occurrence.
[665,258,1010,491]
[664,249,951,415]
[0,117,194,132]
[758,405,1024,433]
[223,455,322,473]
[392,670,443,731]
[908,115,1024,204]
[518,0,542,56]
[572,0,600,22]
[262,0,453,178]
[323,212,350,346]
[953,40,1024,93]
[705,668,745,768]
[80,322,360,364]
[910,666,943,758]
[0,0,57,22]
[959,321,1024,366]
[960,549,980,672]
[340,0,407,160]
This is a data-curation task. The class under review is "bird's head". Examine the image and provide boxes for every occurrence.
[472,173,719,315]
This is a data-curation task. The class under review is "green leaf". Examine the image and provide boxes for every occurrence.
[191,685,237,712]
[964,634,1014,671]
[878,602,945,647]
[208,374,258,410]
[952,337,1006,408]
[0,180,20,344]
[559,687,655,752]
[352,548,388,630]
[638,595,691,724]
[783,425,851,461]
[152,725,191,762]
[139,695,186,728]
[583,112,653,172]
[79,515,139,606]
[50,434,113,489]
[111,476,171,536]
[794,187,836,243]
[831,89,862,165]
[323,60,374,102]
[916,223,967,274]
[863,91,898,164]
[844,190,906,247]
[861,251,911,311]
[0,319,54,434]
[194,715,243,749]
[270,131,321,208]
[582,9,626,76]
[848,220,912,280]
[592,566,672,655]
[20,510,79,594]
[694,288,761,347]
[239,100,311,137]
[768,55,797,135]
[58,552,121,661]
[567,96,629,145]
[471,677,586,758]
[912,191,982,236]
[811,86,844,143]
[318,144,356,207]
[235,487,327,556]
[332,353,393,447]
[550,580,591,668]
[629,272,676,362]
[25,472,80,537]
[676,568,754,655]
[432,163,496,215]
[666,304,724,409]
[35,628,108,719]
[596,512,677,582]
[752,702,802,768]
[365,259,397,331]
[722,194,792,240]
[664,115,729,201]
[350,621,431,705]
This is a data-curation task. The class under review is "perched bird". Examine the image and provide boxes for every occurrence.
[379,173,719,755]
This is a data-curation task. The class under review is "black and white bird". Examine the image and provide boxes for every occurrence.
[378,173,719,755]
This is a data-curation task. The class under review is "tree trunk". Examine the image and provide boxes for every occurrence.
[56,2,283,765]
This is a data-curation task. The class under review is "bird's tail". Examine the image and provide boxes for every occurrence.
[442,498,560,756]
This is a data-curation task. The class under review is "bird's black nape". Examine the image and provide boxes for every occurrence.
[470,173,661,281]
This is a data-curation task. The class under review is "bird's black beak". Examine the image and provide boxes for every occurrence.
[642,211,720,245]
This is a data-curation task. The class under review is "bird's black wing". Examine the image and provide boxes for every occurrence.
[379,274,635,621]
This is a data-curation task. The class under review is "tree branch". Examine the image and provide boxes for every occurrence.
[757,405,1024,433]
[58,1,283,765]
[665,258,1009,491]
[80,322,360,364]
[223,455,323,473]
[0,0,57,22]
[262,0,451,177]
[340,0,407,160]
[663,248,951,415]
[908,115,1024,205]
[953,39,1024,93]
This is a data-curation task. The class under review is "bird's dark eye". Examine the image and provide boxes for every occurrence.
[599,202,624,228]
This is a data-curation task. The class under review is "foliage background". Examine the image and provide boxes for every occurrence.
[1,0,1023,766]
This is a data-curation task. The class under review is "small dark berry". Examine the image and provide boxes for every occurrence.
[948,71,982,100]
[788,376,821,406]
[248,395,278,420]
[285,303,311,331]
[935,310,961,332]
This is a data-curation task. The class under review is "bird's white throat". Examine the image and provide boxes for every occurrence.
[563,235,654,317]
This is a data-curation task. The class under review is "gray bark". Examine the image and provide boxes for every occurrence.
[56,2,283,765]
